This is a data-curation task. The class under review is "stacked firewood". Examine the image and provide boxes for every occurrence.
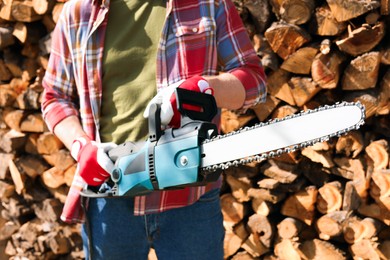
[0,0,389,259]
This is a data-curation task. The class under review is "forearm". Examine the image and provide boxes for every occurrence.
[204,73,246,110]
[53,115,87,150]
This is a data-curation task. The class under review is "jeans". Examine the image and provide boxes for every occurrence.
[81,189,224,260]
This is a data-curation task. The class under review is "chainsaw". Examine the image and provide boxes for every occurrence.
[106,88,365,197]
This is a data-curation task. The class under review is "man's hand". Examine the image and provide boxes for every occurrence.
[144,76,213,128]
[71,136,117,186]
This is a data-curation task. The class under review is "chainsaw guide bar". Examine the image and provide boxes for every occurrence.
[200,101,365,172]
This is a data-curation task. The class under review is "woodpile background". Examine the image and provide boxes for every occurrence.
[0,0,389,259]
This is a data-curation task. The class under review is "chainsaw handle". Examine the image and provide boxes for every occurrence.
[175,88,217,123]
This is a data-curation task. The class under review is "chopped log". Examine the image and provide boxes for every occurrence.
[225,174,252,203]
[279,0,315,25]
[326,0,381,22]
[224,223,249,258]
[240,233,269,258]
[365,140,389,170]
[311,50,346,89]
[264,21,311,60]
[315,210,349,241]
[10,0,42,22]
[40,166,66,189]
[251,95,280,121]
[0,84,18,107]
[266,69,295,105]
[288,76,321,106]
[247,213,274,248]
[42,149,74,170]
[281,185,318,225]
[349,239,383,260]
[316,181,343,214]
[0,59,13,82]
[335,131,364,158]
[243,0,271,33]
[336,22,385,56]
[0,25,15,49]
[274,238,301,260]
[277,217,304,239]
[16,87,41,110]
[220,193,247,230]
[271,105,297,119]
[342,180,363,211]
[8,159,25,195]
[261,160,299,184]
[251,198,273,216]
[2,108,25,131]
[51,2,64,24]
[252,34,280,71]
[220,109,256,133]
[20,113,47,133]
[370,170,390,200]
[0,180,15,200]
[301,147,334,168]
[15,154,49,179]
[311,5,347,36]
[36,132,63,155]
[342,52,381,91]
[32,0,55,15]
[33,199,62,224]
[343,217,385,244]
[0,153,14,180]
[299,239,346,259]
[358,201,390,225]
[280,46,318,74]
[0,129,26,153]
[248,188,286,204]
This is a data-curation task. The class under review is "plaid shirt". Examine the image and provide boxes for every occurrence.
[42,0,267,223]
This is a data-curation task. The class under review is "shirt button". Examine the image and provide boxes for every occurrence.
[192,28,198,33]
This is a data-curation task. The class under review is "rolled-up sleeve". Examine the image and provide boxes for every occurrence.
[216,0,267,110]
[41,6,79,132]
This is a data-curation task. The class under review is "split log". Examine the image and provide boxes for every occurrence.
[311,50,346,89]
[341,51,381,91]
[326,0,381,22]
[299,239,347,259]
[251,95,280,121]
[343,217,384,244]
[264,21,311,60]
[277,217,304,240]
[288,76,321,106]
[335,131,364,158]
[336,22,385,56]
[310,5,347,36]
[349,239,384,260]
[279,0,315,25]
[281,185,318,225]
[280,46,318,75]
[365,139,389,171]
[266,69,295,105]
[220,193,247,230]
[315,210,349,241]
[247,213,274,248]
[316,181,343,214]
[274,238,301,260]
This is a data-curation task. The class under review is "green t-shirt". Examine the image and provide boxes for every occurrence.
[100,0,165,144]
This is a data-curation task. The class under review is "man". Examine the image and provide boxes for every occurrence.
[41,0,267,259]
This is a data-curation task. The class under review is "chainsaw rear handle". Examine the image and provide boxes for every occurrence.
[175,87,218,124]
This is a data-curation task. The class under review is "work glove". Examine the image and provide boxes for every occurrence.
[144,76,214,128]
[71,136,117,186]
